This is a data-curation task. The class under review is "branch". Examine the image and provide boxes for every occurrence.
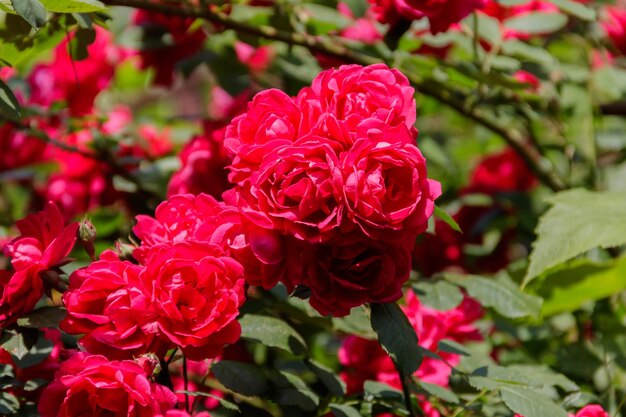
[103,0,567,192]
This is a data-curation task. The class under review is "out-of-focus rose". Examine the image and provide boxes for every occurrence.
[38,352,176,417]
[234,41,274,74]
[28,27,124,116]
[339,290,482,392]
[602,5,626,55]
[468,147,537,194]
[0,124,48,172]
[133,10,206,86]
[369,0,486,33]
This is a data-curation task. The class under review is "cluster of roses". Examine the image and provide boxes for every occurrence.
[221,63,441,316]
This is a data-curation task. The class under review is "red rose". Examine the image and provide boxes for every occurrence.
[300,239,412,317]
[135,192,294,290]
[469,147,537,194]
[338,122,441,241]
[576,405,609,417]
[38,352,176,417]
[5,202,78,272]
[297,64,417,133]
[1,203,77,326]
[603,6,626,55]
[61,250,162,359]
[244,136,342,242]
[224,89,303,185]
[138,242,245,360]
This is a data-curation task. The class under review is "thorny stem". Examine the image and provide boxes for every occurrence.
[102,0,567,192]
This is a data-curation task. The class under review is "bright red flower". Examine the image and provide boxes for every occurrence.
[1,203,77,326]
[138,242,245,360]
[61,250,158,359]
[338,122,441,241]
[5,202,78,272]
[38,352,177,417]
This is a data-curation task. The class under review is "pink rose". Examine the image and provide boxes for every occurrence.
[337,122,441,241]
[602,5,626,56]
[38,352,176,417]
[28,27,123,116]
[576,405,609,417]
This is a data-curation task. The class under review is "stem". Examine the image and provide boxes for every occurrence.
[394,362,419,417]
[102,0,567,192]
[183,356,190,414]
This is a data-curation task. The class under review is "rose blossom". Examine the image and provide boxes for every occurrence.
[135,192,294,290]
[28,26,123,116]
[224,89,304,185]
[602,5,626,56]
[1,203,77,326]
[38,352,176,417]
[338,121,441,241]
[300,238,412,317]
[138,242,246,360]
[61,250,160,359]
[296,64,417,133]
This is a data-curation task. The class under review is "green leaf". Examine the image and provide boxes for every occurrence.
[0,79,21,121]
[447,274,542,319]
[239,314,307,355]
[306,359,346,396]
[11,0,46,28]
[504,12,568,35]
[537,257,626,316]
[271,371,319,411]
[364,380,403,401]
[370,303,423,376]
[475,13,502,46]
[40,0,105,13]
[413,280,463,311]
[550,0,596,21]
[524,189,626,285]
[500,385,568,417]
[332,305,376,339]
[0,391,19,415]
[438,339,470,357]
[211,360,268,397]
[434,205,462,233]
[416,381,459,404]
[17,307,66,328]
[331,404,362,417]
[175,391,239,412]
[468,365,539,391]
